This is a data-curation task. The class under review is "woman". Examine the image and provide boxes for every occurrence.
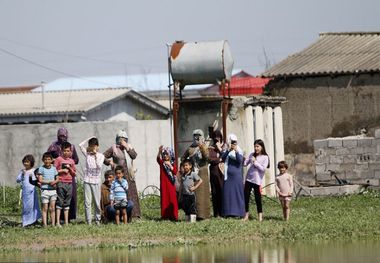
[208,130,225,217]
[157,145,178,221]
[181,129,210,220]
[103,130,140,219]
[243,139,270,222]
[221,134,245,218]
[47,127,79,221]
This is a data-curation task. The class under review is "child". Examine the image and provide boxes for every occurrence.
[16,154,41,227]
[110,166,129,224]
[275,161,293,221]
[37,152,59,227]
[54,142,76,226]
[243,139,270,222]
[157,145,178,221]
[79,136,105,225]
[101,170,116,223]
[180,160,203,222]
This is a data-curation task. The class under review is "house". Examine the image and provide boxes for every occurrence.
[0,87,169,124]
[262,32,380,153]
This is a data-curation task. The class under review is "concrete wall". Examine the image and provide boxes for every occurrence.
[0,120,171,191]
[313,130,380,186]
[269,73,380,151]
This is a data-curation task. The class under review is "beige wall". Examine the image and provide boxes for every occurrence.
[269,73,380,151]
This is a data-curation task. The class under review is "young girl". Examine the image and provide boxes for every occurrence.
[243,139,270,222]
[157,145,178,221]
[275,161,293,221]
[16,155,41,227]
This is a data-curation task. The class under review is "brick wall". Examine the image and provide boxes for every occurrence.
[313,129,380,186]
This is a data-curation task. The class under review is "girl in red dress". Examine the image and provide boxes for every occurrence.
[157,145,178,221]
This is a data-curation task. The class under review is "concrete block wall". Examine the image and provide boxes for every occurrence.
[313,130,380,186]
[0,120,171,191]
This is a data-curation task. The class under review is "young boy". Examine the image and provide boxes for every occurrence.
[54,142,76,226]
[79,136,105,225]
[181,160,203,222]
[110,166,129,224]
[275,161,294,221]
[37,152,59,227]
[101,170,115,223]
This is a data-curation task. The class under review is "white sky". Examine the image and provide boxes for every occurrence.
[1,0,380,86]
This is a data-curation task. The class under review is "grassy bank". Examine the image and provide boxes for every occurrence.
[0,186,379,252]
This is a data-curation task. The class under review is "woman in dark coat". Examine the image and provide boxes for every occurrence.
[208,130,225,217]
[47,127,79,221]
[103,130,140,220]
[221,134,245,218]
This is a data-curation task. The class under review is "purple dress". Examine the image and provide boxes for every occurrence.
[221,150,245,217]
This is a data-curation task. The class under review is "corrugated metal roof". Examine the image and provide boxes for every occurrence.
[262,32,380,77]
[0,88,130,116]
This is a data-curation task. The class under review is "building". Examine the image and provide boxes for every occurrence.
[262,32,380,153]
[0,87,169,124]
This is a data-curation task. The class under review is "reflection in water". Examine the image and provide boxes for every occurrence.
[1,240,379,263]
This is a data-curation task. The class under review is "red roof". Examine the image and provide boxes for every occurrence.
[202,71,271,96]
[0,85,39,94]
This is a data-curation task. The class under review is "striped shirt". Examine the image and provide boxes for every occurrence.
[110,178,128,201]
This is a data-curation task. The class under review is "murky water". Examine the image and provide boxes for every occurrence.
[1,240,379,263]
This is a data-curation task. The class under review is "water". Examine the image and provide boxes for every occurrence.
[1,240,379,263]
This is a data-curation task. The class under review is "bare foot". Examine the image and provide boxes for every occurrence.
[242,213,249,221]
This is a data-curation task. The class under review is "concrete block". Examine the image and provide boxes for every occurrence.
[315,155,329,164]
[326,164,340,172]
[350,147,364,155]
[316,172,331,181]
[340,163,355,171]
[342,139,358,148]
[355,163,369,170]
[375,129,380,139]
[327,138,342,148]
[358,138,374,147]
[357,154,371,163]
[314,139,328,149]
[377,144,380,154]
[336,148,350,155]
[343,155,357,164]
[315,164,326,174]
[330,155,343,164]
[363,146,376,154]
[375,170,380,179]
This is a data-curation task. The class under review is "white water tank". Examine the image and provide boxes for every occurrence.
[170,40,234,87]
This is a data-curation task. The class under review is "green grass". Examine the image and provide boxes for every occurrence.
[0,185,379,252]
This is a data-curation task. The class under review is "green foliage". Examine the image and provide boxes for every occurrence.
[135,110,152,120]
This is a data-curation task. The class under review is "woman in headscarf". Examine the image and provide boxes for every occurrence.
[181,129,210,220]
[157,145,178,221]
[103,130,140,220]
[47,127,79,221]
[221,134,245,218]
[208,129,225,217]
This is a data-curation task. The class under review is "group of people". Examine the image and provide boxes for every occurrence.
[17,128,141,227]
[17,126,294,227]
[157,129,294,223]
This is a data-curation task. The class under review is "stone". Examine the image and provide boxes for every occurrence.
[375,129,380,139]
[358,138,374,147]
[327,138,342,148]
[326,164,340,172]
[314,139,328,149]
[315,164,326,174]
[374,170,380,179]
[343,155,356,164]
[336,148,350,155]
[330,155,343,164]
[342,139,357,148]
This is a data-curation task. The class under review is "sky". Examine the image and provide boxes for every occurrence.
[1,0,380,87]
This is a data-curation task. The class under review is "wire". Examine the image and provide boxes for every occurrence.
[0,46,121,87]
[0,37,164,68]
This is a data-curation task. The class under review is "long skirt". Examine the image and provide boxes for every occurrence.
[195,166,210,219]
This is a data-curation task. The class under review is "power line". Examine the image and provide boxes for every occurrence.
[0,46,121,87]
[0,37,165,68]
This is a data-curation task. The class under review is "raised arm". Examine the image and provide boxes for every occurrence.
[253,155,269,172]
